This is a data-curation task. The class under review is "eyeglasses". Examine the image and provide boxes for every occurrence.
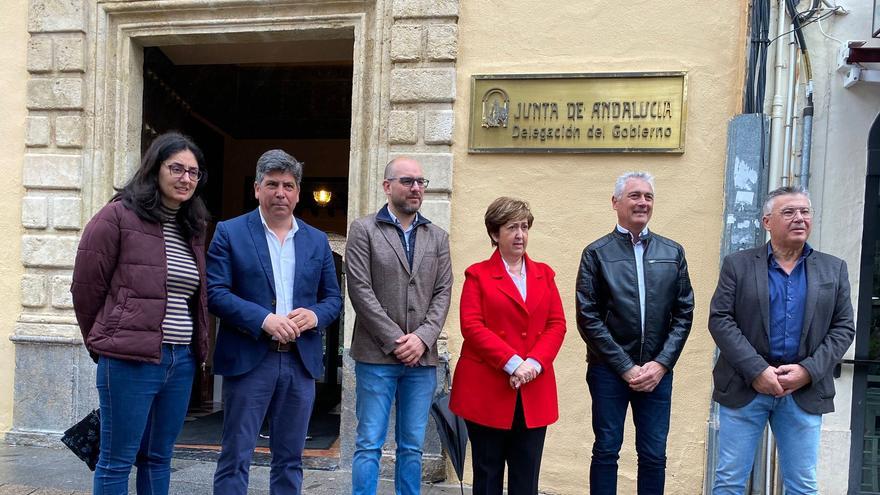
[777,207,813,220]
[387,177,429,189]
[166,163,203,181]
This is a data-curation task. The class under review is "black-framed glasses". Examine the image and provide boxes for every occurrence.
[387,176,429,189]
[166,163,203,181]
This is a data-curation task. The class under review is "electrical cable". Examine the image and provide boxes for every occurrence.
[767,8,839,45]
[744,0,771,114]
[785,0,811,80]
[817,11,844,46]
[756,0,770,112]
[748,0,839,112]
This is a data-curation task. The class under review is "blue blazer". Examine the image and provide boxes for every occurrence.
[207,208,343,378]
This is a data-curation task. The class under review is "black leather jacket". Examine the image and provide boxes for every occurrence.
[576,229,694,376]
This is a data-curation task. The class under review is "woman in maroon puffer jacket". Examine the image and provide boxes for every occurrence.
[71,132,210,495]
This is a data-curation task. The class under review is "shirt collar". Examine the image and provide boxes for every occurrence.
[616,224,649,245]
[767,241,813,265]
[258,207,298,238]
[501,256,526,277]
[387,207,420,231]
[377,204,431,228]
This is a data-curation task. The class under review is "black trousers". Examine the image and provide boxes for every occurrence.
[465,393,547,495]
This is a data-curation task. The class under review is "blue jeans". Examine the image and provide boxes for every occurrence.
[352,362,437,495]
[587,363,673,495]
[713,394,822,495]
[94,344,195,495]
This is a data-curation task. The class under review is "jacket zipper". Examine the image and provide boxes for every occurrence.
[640,268,646,365]
[643,260,676,363]
[637,244,644,364]
[160,226,168,361]
[639,329,645,364]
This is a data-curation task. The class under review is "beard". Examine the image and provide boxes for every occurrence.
[391,195,421,215]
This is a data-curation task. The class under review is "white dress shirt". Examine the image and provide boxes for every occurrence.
[500,257,543,375]
[259,209,299,328]
[617,224,649,336]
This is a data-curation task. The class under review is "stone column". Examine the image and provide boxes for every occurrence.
[339,0,459,482]
[7,0,96,446]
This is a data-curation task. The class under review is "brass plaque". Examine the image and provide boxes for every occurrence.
[469,72,687,153]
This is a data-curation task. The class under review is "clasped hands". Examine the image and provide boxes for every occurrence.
[262,308,317,344]
[751,364,811,397]
[509,361,539,389]
[394,333,427,367]
[623,361,667,392]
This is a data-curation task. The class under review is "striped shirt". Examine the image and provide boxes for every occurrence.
[160,206,199,344]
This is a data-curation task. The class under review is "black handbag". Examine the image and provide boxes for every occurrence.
[60,408,101,471]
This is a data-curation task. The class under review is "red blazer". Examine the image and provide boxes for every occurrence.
[450,250,566,429]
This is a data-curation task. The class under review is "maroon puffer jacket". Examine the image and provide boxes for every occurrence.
[71,200,209,365]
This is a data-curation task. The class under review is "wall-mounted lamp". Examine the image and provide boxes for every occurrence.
[313,188,332,207]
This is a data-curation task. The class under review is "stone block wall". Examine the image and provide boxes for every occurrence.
[383,0,458,275]
[383,0,458,359]
[8,0,90,443]
[338,0,460,480]
[11,0,461,485]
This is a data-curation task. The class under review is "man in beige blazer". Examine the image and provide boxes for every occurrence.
[345,156,453,495]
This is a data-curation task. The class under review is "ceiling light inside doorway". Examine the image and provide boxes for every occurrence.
[313,188,332,207]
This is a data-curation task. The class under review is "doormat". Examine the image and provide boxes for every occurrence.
[176,410,340,450]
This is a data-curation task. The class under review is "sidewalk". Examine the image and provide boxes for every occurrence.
[0,444,470,495]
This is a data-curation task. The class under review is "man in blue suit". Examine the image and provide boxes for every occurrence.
[208,149,342,494]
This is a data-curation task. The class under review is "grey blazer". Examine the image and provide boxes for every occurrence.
[708,243,855,414]
[345,208,453,366]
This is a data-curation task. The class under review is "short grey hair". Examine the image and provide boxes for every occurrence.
[613,171,655,199]
[762,186,811,215]
[255,149,303,185]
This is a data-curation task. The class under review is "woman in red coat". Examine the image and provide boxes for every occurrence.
[450,197,567,495]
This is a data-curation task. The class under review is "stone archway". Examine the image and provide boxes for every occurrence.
[12,0,458,479]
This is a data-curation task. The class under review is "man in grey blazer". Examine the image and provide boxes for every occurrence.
[709,186,855,494]
[345,156,453,495]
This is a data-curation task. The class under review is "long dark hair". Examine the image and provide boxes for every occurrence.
[113,132,209,239]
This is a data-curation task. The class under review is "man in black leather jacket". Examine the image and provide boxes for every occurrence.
[576,172,694,495]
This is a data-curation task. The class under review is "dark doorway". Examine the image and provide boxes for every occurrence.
[140,41,353,463]
[850,113,880,493]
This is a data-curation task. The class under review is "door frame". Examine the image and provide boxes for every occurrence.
[88,2,380,222]
[849,112,880,493]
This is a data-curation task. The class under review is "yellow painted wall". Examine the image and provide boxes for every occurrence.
[0,0,28,436]
[450,2,748,493]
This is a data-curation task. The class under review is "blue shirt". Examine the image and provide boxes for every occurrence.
[767,242,812,362]
[387,208,419,269]
[387,208,418,249]
[258,209,299,323]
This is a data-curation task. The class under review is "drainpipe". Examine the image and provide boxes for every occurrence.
[789,68,802,189]
[757,1,790,491]
[800,89,814,188]
[782,30,798,186]
[767,0,789,189]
